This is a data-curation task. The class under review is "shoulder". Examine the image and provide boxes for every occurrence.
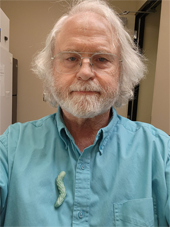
[15,112,56,128]
[113,115,170,166]
[0,113,57,145]
[0,113,58,165]
[117,114,169,138]
[115,114,170,159]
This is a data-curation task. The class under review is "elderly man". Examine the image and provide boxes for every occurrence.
[0,0,169,226]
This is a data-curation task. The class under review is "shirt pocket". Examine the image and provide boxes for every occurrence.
[113,198,157,227]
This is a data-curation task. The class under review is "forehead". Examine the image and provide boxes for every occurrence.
[55,12,119,53]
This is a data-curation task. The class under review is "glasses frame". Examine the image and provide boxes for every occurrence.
[51,51,122,74]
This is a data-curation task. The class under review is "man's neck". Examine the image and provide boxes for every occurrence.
[62,109,111,153]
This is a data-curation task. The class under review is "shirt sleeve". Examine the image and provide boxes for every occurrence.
[165,145,170,225]
[0,129,9,217]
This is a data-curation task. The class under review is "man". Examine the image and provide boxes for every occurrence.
[0,0,169,226]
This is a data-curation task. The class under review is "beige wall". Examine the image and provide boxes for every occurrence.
[136,0,146,9]
[110,1,139,117]
[1,1,64,122]
[137,4,161,123]
[1,1,138,122]
[151,0,170,135]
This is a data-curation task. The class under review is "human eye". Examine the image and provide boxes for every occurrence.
[67,56,77,62]
[92,54,113,69]
[93,54,108,62]
[93,54,113,63]
[60,52,80,70]
[98,57,108,62]
[61,52,79,62]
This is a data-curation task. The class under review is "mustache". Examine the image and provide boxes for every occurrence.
[69,81,104,93]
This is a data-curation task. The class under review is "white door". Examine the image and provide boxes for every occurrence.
[0,46,13,134]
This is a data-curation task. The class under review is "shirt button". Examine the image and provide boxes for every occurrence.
[80,164,85,170]
[78,211,84,219]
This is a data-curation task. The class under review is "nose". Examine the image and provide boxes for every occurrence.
[76,58,95,81]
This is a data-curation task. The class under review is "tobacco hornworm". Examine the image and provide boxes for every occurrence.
[54,171,66,208]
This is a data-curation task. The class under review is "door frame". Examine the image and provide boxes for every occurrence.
[127,0,162,121]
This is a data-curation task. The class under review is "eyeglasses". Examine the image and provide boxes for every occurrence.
[51,51,122,74]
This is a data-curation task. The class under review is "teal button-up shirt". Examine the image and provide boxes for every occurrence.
[0,107,170,227]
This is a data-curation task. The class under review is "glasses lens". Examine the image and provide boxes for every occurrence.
[54,52,81,73]
[92,53,118,73]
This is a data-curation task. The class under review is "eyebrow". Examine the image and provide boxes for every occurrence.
[61,50,112,54]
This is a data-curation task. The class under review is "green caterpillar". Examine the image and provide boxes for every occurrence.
[54,171,67,208]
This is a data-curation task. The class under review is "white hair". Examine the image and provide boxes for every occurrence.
[32,0,147,108]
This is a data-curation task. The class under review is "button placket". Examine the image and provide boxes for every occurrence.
[72,153,90,226]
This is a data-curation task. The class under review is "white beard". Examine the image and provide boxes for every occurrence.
[52,80,119,118]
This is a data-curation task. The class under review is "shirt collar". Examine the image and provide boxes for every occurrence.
[56,107,73,148]
[96,107,118,155]
[56,106,118,155]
